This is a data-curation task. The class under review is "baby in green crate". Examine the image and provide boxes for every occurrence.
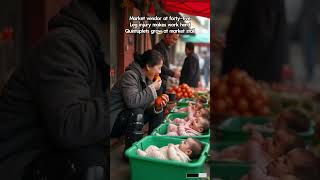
[165,116,210,136]
[241,148,320,180]
[242,108,311,134]
[213,129,304,163]
[136,138,203,162]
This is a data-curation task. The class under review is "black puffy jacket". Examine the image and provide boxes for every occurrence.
[0,1,108,179]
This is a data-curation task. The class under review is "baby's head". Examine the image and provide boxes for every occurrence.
[266,148,320,179]
[179,138,203,159]
[195,108,210,119]
[189,117,210,133]
[274,108,311,133]
[262,129,304,159]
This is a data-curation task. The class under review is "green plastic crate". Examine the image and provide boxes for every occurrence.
[151,123,211,143]
[171,104,209,113]
[177,98,209,106]
[125,136,210,180]
[177,98,196,106]
[164,113,188,123]
[209,142,251,180]
[217,117,315,142]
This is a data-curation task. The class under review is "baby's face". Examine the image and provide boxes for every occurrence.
[179,138,195,156]
[266,149,301,177]
[189,117,204,132]
[195,110,201,117]
[263,130,294,158]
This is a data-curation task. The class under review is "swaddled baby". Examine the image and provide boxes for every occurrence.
[166,116,210,136]
[137,138,203,162]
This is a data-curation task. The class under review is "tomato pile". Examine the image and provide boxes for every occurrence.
[168,83,194,99]
[212,69,270,117]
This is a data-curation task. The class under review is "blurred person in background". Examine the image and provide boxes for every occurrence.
[201,51,210,88]
[296,0,320,82]
[222,0,289,83]
[180,42,201,88]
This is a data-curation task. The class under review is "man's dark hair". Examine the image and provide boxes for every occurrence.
[186,42,194,52]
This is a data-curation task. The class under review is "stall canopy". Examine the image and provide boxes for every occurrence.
[181,33,210,43]
[160,0,210,18]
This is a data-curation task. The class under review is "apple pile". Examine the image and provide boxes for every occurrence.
[212,69,270,117]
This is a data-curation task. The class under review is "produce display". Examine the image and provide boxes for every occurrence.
[212,69,270,117]
[167,83,194,99]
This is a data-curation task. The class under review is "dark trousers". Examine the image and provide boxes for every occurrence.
[110,108,163,138]
[22,145,107,180]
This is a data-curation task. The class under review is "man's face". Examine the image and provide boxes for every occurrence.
[164,34,179,46]
[185,47,191,55]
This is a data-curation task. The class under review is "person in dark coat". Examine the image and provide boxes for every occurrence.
[222,0,289,82]
[0,0,108,179]
[201,51,210,88]
[153,32,181,92]
[180,42,201,88]
[110,50,167,151]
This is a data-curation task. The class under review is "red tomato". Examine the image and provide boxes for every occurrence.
[225,96,234,109]
[215,99,227,114]
[215,83,228,98]
[229,69,244,86]
[243,111,253,117]
[237,98,249,113]
[182,83,189,89]
[155,97,163,107]
[258,106,270,116]
[246,86,258,99]
[176,92,182,99]
[252,98,264,112]
[230,86,241,98]
[230,110,240,116]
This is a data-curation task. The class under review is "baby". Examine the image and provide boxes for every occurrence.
[243,108,311,134]
[265,148,320,180]
[174,104,209,123]
[241,148,320,180]
[215,129,304,163]
[175,103,209,119]
[136,138,203,162]
[166,117,210,136]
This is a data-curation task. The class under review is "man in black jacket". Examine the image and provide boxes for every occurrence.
[222,0,288,82]
[0,0,108,180]
[180,42,200,88]
[153,32,181,92]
